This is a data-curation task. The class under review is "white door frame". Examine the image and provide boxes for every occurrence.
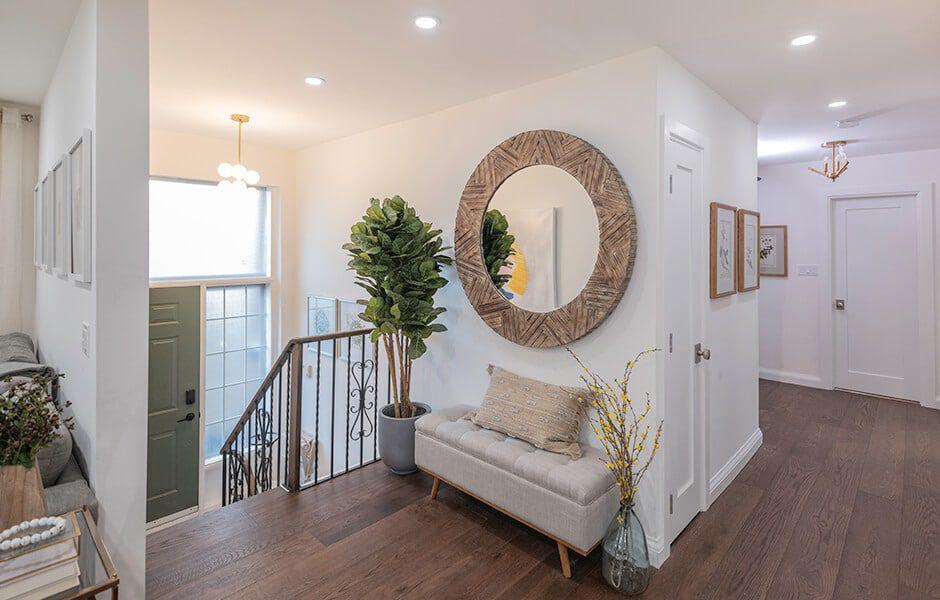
[659,117,709,552]
[817,183,936,408]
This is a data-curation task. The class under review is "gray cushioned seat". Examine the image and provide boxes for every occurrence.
[415,404,619,553]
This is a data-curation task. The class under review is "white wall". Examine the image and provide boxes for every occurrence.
[36,1,149,597]
[291,47,758,563]
[655,52,761,498]
[294,47,663,541]
[758,148,940,397]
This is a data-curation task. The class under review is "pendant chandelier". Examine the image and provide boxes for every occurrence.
[217,113,260,193]
[808,140,849,181]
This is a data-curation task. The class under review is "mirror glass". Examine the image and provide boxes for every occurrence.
[483,165,599,312]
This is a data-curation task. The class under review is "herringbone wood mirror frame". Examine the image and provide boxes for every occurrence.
[455,130,637,347]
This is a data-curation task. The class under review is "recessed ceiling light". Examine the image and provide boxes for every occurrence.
[414,16,439,30]
[790,34,816,46]
[828,100,847,108]
[304,76,326,86]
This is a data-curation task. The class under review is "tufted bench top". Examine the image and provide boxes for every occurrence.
[416,404,615,507]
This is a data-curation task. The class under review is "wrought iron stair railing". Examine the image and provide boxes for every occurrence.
[219,327,386,506]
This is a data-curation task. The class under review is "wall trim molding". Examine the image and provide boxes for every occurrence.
[646,533,668,568]
[707,428,762,505]
[759,368,824,389]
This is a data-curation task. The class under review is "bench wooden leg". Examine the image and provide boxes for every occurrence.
[430,477,441,500]
[557,541,572,578]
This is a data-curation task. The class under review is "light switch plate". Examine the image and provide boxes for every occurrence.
[798,265,818,277]
[81,322,90,357]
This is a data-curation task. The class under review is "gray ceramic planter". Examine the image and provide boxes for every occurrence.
[378,402,430,475]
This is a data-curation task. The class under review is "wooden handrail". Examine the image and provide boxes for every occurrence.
[220,327,376,493]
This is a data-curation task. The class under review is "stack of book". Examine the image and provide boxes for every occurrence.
[0,513,81,600]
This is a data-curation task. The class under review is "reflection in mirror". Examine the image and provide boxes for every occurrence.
[484,165,599,312]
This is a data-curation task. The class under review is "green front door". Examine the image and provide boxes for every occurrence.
[147,286,200,522]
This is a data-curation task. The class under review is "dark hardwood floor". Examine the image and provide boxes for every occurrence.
[146,380,940,599]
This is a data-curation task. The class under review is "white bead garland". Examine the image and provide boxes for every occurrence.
[0,516,67,552]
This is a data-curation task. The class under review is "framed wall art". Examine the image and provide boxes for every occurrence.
[709,202,737,298]
[33,183,42,268]
[41,171,53,270]
[736,208,760,292]
[307,295,338,356]
[68,129,92,283]
[52,155,69,276]
[759,225,788,277]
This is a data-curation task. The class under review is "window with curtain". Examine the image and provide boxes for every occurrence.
[149,178,270,280]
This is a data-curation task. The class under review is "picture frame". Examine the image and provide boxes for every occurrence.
[709,202,737,298]
[759,225,788,277]
[338,298,368,361]
[736,208,760,292]
[33,183,42,268]
[40,171,53,270]
[52,155,69,276]
[68,129,92,283]
[307,295,338,357]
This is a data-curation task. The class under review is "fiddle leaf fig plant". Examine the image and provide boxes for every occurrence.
[482,209,515,291]
[343,196,452,418]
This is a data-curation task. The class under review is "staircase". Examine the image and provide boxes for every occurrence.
[220,327,388,506]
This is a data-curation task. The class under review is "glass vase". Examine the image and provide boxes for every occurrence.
[601,503,652,595]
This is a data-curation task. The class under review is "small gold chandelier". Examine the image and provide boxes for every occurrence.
[217,113,260,192]
[808,140,849,181]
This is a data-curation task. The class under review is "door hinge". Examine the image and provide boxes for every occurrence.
[669,174,673,194]
[669,494,674,515]
[668,333,673,353]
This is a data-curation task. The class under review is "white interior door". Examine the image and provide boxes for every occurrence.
[832,194,919,400]
[663,128,704,543]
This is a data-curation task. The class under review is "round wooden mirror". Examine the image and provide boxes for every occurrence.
[455,130,637,347]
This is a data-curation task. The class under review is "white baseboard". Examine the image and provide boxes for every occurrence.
[646,534,668,568]
[759,368,824,389]
[707,428,763,505]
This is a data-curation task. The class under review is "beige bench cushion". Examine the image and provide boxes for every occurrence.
[415,405,619,552]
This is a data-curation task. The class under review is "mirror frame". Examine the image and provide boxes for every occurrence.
[455,130,637,347]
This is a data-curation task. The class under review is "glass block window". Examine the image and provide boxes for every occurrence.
[149,178,270,280]
[204,284,270,460]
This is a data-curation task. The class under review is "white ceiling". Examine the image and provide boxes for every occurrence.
[6,1,939,166]
[0,0,81,106]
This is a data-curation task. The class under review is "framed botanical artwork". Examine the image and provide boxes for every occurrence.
[307,295,338,356]
[759,225,788,277]
[33,183,42,268]
[338,299,368,360]
[709,202,737,298]
[41,171,53,270]
[736,209,760,292]
[68,130,92,283]
[52,155,69,276]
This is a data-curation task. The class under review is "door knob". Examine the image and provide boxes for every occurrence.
[695,343,711,364]
[177,412,196,423]
[834,299,845,310]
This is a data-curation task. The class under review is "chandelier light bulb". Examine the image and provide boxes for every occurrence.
[219,114,260,194]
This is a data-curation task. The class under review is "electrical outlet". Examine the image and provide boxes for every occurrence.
[81,322,90,357]
[798,265,818,277]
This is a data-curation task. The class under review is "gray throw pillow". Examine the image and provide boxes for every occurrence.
[0,333,36,363]
[36,420,73,487]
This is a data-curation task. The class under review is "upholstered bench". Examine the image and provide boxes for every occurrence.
[414,405,619,577]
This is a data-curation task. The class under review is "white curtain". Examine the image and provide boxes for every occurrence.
[0,107,24,333]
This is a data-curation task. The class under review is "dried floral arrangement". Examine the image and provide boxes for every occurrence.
[0,372,71,468]
[569,349,662,507]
